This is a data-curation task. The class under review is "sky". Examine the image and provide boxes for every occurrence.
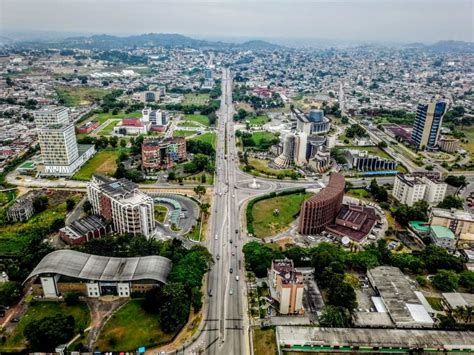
[0,0,473,43]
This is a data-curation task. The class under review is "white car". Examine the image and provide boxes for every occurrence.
[215,234,218,240]
[229,289,233,295]
[236,276,239,281]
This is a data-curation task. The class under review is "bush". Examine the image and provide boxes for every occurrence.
[64,291,80,306]
[432,270,460,292]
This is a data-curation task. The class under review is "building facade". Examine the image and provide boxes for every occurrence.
[411,100,447,150]
[298,173,345,235]
[294,108,331,135]
[392,174,446,206]
[438,137,460,153]
[345,150,397,172]
[142,108,168,126]
[268,259,304,315]
[420,176,447,205]
[429,225,456,251]
[430,208,474,242]
[87,175,155,238]
[141,137,187,171]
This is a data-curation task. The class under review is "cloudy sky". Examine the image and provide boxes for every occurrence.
[1,0,473,43]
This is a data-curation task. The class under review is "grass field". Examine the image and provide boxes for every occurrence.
[182,93,210,106]
[55,86,109,107]
[460,126,474,155]
[173,130,196,138]
[154,204,168,223]
[253,328,277,355]
[79,111,142,127]
[0,190,16,208]
[177,121,200,128]
[191,132,217,148]
[346,188,371,199]
[0,301,90,352]
[72,149,124,181]
[250,131,278,146]
[248,158,294,177]
[95,300,176,351]
[0,191,83,256]
[99,119,121,135]
[251,192,313,238]
[184,114,211,126]
[247,115,269,125]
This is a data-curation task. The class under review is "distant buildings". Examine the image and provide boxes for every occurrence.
[87,175,155,238]
[268,259,304,315]
[77,120,99,134]
[392,174,447,206]
[411,100,447,150]
[430,208,474,242]
[345,150,397,172]
[298,173,345,235]
[132,90,163,103]
[34,106,95,176]
[141,136,187,171]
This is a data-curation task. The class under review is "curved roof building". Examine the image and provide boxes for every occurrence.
[298,173,345,235]
[26,250,172,284]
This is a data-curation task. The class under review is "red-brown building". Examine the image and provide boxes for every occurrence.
[142,137,186,171]
[77,120,100,134]
[326,204,378,242]
[298,173,345,235]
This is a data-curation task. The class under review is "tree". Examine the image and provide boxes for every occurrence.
[66,198,76,212]
[24,314,75,351]
[32,195,48,213]
[341,116,349,124]
[459,271,474,293]
[243,241,283,277]
[119,139,127,148]
[200,203,210,215]
[191,287,203,311]
[432,270,460,291]
[83,200,92,215]
[109,135,118,148]
[319,305,351,327]
[193,185,206,199]
[0,281,21,306]
[437,195,464,209]
[64,291,80,306]
[422,245,464,273]
[444,175,467,188]
[157,283,191,333]
[327,281,357,312]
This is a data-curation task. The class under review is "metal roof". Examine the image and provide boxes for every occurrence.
[25,250,172,284]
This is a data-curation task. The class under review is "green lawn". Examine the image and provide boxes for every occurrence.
[78,111,142,127]
[177,121,200,128]
[182,93,210,106]
[0,192,83,256]
[95,300,176,351]
[247,115,269,125]
[55,86,109,107]
[0,189,16,208]
[72,149,125,181]
[154,204,168,223]
[250,131,278,146]
[173,130,195,138]
[191,132,217,148]
[251,192,313,238]
[346,188,371,199]
[0,301,90,352]
[184,114,211,126]
[100,119,121,135]
[247,158,294,178]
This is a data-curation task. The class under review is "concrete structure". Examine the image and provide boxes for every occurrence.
[298,173,345,235]
[275,327,474,354]
[326,204,377,243]
[367,266,434,328]
[268,259,304,315]
[7,190,43,222]
[430,225,456,251]
[113,117,150,135]
[309,147,331,173]
[77,120,99,134]
[411,100,447,150]
[293,107,330,134]
[438,137,460,153]
[273,131,296,168]
[25,250,172,298]
[34,106,95,176]
[392,174,446,206]
[142,108,168,126]
[345,149,397,172]
[442,292,474,311]
[87,175,155,238]
[59,215,111,245]
[430,208,474,242]
[141,136,186,171]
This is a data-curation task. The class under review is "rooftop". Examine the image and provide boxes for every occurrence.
[327,204,377,242]
[431,208,474,222]
[409,220,431,233]
[431,225,456,239]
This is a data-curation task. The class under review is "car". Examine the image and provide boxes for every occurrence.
[208,289,213,297]
[215,234,218,240]
[232,194,235,198]
[219,192,222,196]
[236,276,239,281]
[232,251,235,256]
[230,239,233,243]
[10,318,20,323]
[229,289,233,295]
[235,229,238,234]
[216,254,220,260]
[229,268,233,273]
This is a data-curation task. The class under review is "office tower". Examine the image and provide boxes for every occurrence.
[411,100,447,150]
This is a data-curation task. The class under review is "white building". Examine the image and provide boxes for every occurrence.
[142,108,168,126]
[34,106,95,176]
[87,175,155,238]
[268,259,304,315]
[392,174,446,206]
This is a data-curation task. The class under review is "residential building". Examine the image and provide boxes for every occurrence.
[438,137,460,153]
[345,150,397,172]
[35,106,95,176]
[132,91,161,103]
[268,259,304,315]
[326,204,378,243]
[411,100,447,150]
[420,176,447,205]
[59,215,111,245]
[141,137,187,171]
[430,208,474,242]
[26,250,172,298]
[87,175,155,238]
[429,225,456,251]
[298,173,345,235]
[392,174,427,206]
[367,266,434,328]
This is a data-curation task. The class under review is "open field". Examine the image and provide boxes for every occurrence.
[55,86,109,107]
[253,328,277,355]
[346,188,371,199]
[177,121,200,128]
[0,301,90,352]
[251,191,313,238]
[72,149,124,181]
[154,204,168,223]
[0,191,83,256]
[0,189,16,208]
[95,300,176,351]
[78,111,142,127]
[99,119,121,135]
[173,130,196,138]
[460,126,474,155]
[247,158,294,177]
[250,131,278,145]
[182,93,210,106]
[191,132,217,148]
[184,114,211,126]
[247,115,269,125]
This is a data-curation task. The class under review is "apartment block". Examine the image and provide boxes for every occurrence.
[392,174,446,206]
[268,259,304,315]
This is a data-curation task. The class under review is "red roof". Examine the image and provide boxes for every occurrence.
[121,118,144,127]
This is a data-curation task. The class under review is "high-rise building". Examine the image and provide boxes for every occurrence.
[268,259,304,315]
[142,137,187,171]
[392,174,447,206]
[34,106,95,176]
[411,100,447,150]
[87,175,155,238]
[298,173,345,235]
[293,108,331,135]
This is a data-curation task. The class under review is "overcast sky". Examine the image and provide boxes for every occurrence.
[1,0,473,43]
